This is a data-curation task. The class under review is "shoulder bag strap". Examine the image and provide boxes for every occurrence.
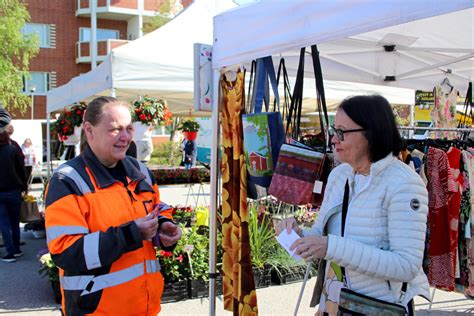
[311,45,329,153]
[246,60,256,114]
[286,47,305,139]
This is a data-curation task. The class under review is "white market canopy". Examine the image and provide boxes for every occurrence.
[213,0,474,94]
[46,0,238,115]
[47,0,423,117]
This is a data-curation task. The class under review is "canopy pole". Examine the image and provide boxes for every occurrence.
[46,115,51,179]
[110,88,116,97]
[208,68,220,316]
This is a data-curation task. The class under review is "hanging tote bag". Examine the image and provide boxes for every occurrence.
[268,46,329,205]
[242,56,285,199]
[268,143,325,205]
[337,181,407,316]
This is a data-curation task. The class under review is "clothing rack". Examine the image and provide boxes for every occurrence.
[398,126,474,132]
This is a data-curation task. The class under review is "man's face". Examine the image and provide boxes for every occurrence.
[84,104,134,167]
[5,124,13,136]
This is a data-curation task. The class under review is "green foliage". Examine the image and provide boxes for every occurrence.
[248,203,279,269]
[0,0,39,112]
[177,119,200,132]
[142,0,172,33]
[149,141,182,166]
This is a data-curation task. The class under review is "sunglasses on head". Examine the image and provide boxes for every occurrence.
[330,125,366,141]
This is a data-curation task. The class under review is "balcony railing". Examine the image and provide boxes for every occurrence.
[76,39,129,63]
[76,0,159,16]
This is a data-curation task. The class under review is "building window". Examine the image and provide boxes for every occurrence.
[23,72,50,95]
[79,28,119,42]
[152,125,172,136]
[22,23,51,48]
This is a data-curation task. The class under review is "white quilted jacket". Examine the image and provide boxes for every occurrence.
[304,154,431,306]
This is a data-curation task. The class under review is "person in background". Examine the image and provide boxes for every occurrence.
[182,139,196,170]
[276,95,429,315]
[126,139,138,158]
[0,109,27,263]
[45,96,181,315]
[5,124,24,160]
[21,138,36,184]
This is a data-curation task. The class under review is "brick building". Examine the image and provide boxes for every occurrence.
[20,0,191,120]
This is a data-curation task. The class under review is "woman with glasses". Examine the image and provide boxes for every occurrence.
[276,95,429,315]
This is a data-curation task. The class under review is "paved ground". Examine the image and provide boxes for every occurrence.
[1,183,472,315]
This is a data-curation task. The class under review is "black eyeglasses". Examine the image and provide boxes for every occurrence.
[330,125,366,141]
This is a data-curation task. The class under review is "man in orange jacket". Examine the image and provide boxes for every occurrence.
[45,97,181,315]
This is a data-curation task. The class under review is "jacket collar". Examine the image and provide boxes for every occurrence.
[82,145,146,189]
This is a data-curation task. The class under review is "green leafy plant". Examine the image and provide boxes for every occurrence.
[52,103,86,138]
[248,203,279,270]
[132,96,172,126]
[177,119,200,132]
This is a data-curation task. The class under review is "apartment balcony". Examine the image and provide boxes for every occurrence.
[76,0,159,20]
[76,39,129,63]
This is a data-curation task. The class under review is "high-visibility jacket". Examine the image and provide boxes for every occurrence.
[45,146,173,315]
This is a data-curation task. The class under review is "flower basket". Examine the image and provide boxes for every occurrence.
[178,119,200,133]
[132,97,172,126]
[132,121,152,141]
[63,125,81,146]
[161,280,189,303]
[53,103,86,142]
[183,131,198,141]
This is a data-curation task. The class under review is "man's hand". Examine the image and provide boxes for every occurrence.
[158,222,182,247]
[134,213,158,240]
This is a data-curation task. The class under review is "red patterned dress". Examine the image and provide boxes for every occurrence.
[426,147,456,290]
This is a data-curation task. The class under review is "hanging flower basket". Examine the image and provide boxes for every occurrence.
[183,131,198,141]
[53,103,86,144]
[132,96,172,126]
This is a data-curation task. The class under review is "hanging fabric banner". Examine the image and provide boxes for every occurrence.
[221,69,258,314]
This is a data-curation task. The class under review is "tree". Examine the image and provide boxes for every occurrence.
[142,0,175,33]
[0,0,38,112]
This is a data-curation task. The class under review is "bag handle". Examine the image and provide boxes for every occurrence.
[286,47,306,139]
[311,45,329,153]
[340,180,407,301]
[275,58,292,118]
[253,56,280,114]
[246,60,257,114]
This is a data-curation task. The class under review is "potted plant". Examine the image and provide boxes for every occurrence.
[156,244,189,303]
[132,96,172,128]
[178,119,200,141]
[52,103,86,145]
[38,249,61,304]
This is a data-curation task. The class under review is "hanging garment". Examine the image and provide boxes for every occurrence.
[430,85,458,139]
[220,70,258,314]
[458,150,471,287]
[462,149,474,297]
[426,147,457,291]
[447,147,463,280]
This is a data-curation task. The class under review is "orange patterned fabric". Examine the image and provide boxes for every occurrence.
[221,70,258,315]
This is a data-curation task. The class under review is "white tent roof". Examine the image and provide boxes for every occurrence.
[46,0,238,115]
[213,0,474,94]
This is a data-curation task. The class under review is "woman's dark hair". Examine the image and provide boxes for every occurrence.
[338,95,402,162]
[80,96,130,151]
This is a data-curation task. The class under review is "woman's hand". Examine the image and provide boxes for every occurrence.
[290,236,328,261]
[275,217,303,236]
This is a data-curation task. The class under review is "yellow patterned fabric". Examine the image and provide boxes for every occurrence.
[221,70,258,315]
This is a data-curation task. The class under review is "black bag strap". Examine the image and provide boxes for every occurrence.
[311,45,329,153]
[275,58,292,120]
[340,179,408,297]
[246,60,257,114]
[286,47,305,139]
